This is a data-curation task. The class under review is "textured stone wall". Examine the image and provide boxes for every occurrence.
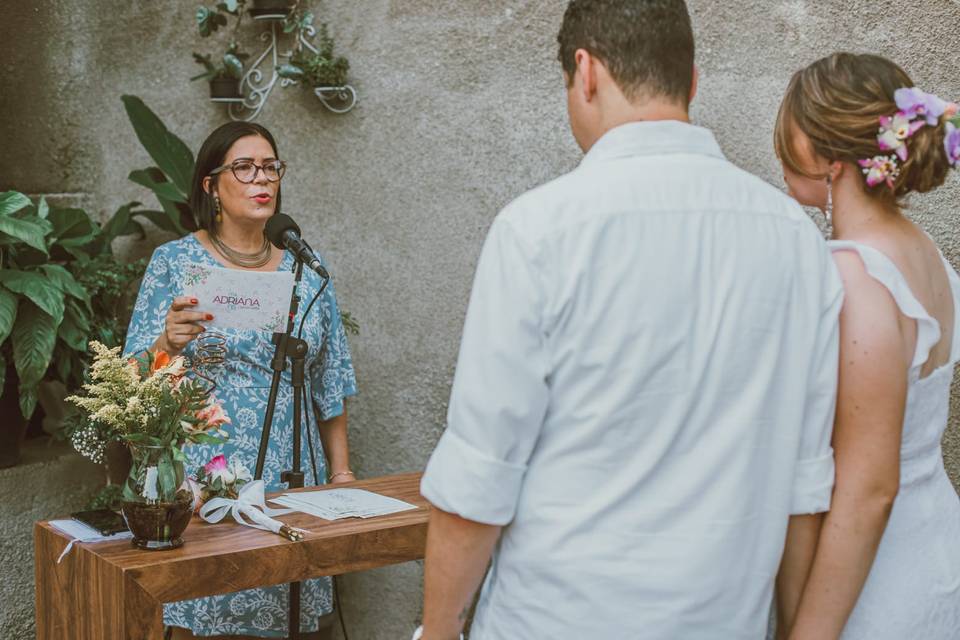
[3,1,959,638]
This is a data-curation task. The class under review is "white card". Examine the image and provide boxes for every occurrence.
[182,262,295,332]
[269,489,417,521]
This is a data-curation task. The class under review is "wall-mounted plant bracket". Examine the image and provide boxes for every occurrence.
[194,1,357,122]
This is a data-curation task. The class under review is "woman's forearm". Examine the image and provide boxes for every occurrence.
[788,492,895,639]
[776,513,823,639]
[318,408,350,477]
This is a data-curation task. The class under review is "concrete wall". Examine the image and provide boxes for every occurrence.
[3,1,959,638]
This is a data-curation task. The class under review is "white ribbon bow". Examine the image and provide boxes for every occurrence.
[199,480,301,537]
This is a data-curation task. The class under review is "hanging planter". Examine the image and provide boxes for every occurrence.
[209,76,244,102]
[249,0,292,19]
[192,1,357,120]
[192,47,248,103]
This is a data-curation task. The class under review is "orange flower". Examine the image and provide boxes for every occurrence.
[150,350,171,373]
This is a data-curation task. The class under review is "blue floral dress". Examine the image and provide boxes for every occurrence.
[123,234,358,637]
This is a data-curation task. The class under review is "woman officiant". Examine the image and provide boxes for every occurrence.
[123,121,358,640]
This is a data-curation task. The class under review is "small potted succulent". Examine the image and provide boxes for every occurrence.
[192,45,248,102]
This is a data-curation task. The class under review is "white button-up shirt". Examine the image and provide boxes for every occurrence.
[422,121,842,639]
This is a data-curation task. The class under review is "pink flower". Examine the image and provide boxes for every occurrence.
[859,155,900,189]
[197,402,231,429]
[204,454,228,475]
[877,112,924,162]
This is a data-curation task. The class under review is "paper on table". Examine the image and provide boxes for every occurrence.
[181,262,295,332]
[268,489,417,521]
[49,519,134,563]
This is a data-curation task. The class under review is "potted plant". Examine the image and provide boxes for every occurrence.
[192,45,247,102]
[277,20,350,89]
[250,0,292,18]
[0,191,143,468]
[67,345,231,550]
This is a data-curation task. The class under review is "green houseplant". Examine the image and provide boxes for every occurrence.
[194,1,249,101]
[277,17,349,89]
[0,191,146,467]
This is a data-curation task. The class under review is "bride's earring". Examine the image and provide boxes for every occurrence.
[214,194,223,224]
[825,175,833,225]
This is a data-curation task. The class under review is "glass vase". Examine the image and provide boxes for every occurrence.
[121,444,194,550]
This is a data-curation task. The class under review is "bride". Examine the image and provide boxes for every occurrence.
[773,52,960,639]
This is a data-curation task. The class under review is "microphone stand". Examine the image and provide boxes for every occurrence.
[255,259,308,640]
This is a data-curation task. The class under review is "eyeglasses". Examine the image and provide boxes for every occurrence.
[210,159,287,183]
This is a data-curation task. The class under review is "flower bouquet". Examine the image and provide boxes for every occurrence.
[195,454,305,542]
[67,342,230,550]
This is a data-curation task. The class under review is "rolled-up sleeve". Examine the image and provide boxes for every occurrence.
[792,256,844,515]
[421,215,549,526]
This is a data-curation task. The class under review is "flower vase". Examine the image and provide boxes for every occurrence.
[121,444,194,550]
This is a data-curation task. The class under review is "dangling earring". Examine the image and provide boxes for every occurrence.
[825,175,833,225]
[214,195,223,224]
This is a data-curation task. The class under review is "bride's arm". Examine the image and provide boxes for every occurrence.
[775,513,822,638]
[788,252,909,640]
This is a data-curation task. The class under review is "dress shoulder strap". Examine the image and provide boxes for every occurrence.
[938,251,960,364]
[828,240,942,371]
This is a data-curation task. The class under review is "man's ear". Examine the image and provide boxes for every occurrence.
[689,65,699,105]
[576,48,597,103]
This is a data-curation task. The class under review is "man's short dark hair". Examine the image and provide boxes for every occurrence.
[557,0,695,104]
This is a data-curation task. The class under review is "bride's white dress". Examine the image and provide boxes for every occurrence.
[829,240,960,639]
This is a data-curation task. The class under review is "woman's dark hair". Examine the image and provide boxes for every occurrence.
[557,0,695,104]
[189,121,283,231]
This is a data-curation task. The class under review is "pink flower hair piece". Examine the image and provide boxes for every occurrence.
[945,122,960,167]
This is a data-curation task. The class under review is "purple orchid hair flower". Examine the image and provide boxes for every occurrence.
[895,87,948,126]
[945,122,960,166]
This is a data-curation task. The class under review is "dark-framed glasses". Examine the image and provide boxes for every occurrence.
[210,159,287,183]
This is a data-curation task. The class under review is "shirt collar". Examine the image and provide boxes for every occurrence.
[580,120,725,166]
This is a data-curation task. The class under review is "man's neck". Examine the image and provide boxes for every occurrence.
[584,99,690,152]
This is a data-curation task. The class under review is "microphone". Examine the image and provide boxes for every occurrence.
[265,214,330,279]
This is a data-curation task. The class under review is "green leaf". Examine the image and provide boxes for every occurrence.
[0,191,31,217]
[54,350,72,382]
[223,54,244,80]
[158,455,177,500]
[12,301,58,389]
[0,215,51,253]
[191,433,228,445]
[0,270,64,323]
[64,297,91,333]
[132,209,187,236]
[121,95,196,195]
[40,264,90,301]
[0,287,16,344]
[0,353,6,392]
[101,201,143,244]
[47,208,99,247]
[276,64,305,79]
[37,197,49,220]
[19,383,38,419]
[129,168,188,203]
[58,307,90,352]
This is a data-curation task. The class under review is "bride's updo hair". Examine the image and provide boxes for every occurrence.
[775,52,954,205]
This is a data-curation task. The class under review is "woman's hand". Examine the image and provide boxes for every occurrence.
[155,296,212,356]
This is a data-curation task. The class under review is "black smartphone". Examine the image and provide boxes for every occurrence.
[70,509,129,536]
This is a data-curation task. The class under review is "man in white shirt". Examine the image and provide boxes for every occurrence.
[416,1,842,638]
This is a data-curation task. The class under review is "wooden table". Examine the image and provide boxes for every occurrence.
[35,473,429,639]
